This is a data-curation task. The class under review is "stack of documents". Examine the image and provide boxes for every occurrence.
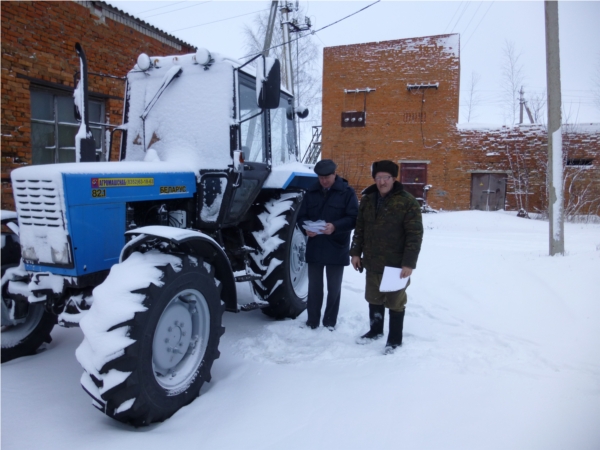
[379,266,410,292]
[302,220,327,234]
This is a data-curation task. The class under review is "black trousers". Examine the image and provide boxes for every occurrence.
[306,264,344,328]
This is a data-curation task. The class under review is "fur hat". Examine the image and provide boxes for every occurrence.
[371,160,399,178]
[314,159,337,176]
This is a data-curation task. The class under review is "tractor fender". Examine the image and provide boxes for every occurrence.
[121,226,237,312]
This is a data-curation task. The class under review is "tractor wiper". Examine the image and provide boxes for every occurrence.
[141,65,183,150]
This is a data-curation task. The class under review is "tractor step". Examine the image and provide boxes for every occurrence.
[234,274,262,282]
[240,301,269,312]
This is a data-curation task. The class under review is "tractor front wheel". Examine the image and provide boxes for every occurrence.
[78,252,224,426]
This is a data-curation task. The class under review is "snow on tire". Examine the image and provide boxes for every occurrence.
[248,192,308,319]
[76,250,224,426]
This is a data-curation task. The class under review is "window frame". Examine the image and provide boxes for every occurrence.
[30,86,107,164]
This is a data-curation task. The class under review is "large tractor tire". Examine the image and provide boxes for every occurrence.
[1,232,56,363]
[247,192,308,319]
[77,251,224,426]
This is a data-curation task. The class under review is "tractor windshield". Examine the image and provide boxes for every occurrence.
[122,53,235,172]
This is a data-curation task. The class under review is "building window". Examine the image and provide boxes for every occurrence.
[566,158,593,167]
[30,89,105,164]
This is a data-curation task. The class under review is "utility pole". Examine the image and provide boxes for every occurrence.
[262,1,279,57]
[280,2,294,96]
[519,86,535,124]
[519,86,524,124]
[279,2,313,158]
[545,0,564,255]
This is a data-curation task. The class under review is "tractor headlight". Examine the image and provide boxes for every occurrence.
[22,246,38,262]
[51,243,71,265]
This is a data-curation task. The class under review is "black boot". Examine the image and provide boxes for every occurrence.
[384,309,405,354]
[357,304,385,344]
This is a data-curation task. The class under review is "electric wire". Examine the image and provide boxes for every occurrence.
[143,1,211,19]
[444,2,464,34]
[135,1,186,15]
[242,0,381,60]
[462,1,495,51]
[451,2,471,34]
[170,8,270,32]
[460,2,483,40]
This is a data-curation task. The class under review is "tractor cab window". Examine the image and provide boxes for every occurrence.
[270,93,296,166]
[238,75,266,163]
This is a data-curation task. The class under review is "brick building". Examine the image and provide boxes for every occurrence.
[321,34,600,215]
[1,1,196,210]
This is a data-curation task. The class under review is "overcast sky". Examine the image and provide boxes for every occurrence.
[107,1,600,125]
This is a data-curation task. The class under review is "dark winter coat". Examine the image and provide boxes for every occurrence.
[298,175,359,266]
[350,181,423,273]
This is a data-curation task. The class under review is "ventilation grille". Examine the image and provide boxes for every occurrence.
[12,178,64,228]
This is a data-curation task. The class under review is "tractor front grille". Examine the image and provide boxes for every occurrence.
[12,176,71,266]
[13,178,64,228]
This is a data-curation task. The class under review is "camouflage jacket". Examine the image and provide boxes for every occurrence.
[350,181,423,273]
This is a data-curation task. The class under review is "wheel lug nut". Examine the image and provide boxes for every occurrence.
[168,326,173,332]
[165,338,170,343]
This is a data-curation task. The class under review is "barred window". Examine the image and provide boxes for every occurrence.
[566,158,593,167]
[403,112,426,123]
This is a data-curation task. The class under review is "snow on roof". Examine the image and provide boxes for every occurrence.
[326,33,460,57]
[457,122,600,134]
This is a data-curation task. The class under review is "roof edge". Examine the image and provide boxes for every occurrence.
[76,1,196,51]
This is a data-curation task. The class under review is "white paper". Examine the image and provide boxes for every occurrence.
[379,266,409,292]
[302,220,327,234]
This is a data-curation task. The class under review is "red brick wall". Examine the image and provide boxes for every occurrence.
[1,1,196,209]
[457,124,600,214]
[321,35,600,215]
[322,34,461,209]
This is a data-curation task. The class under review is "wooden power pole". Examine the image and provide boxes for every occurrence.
[545,1,564,255]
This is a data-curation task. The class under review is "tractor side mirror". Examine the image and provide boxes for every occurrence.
[256,57,281,110]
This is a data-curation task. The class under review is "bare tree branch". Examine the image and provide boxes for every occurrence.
[463,71,481,122]
[527,90,546,126]
[500,40,525,125]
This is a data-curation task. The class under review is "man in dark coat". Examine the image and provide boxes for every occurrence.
[298,159,358,329]
[350,160,423,353]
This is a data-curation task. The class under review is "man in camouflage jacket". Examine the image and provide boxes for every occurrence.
[350,160,423,353]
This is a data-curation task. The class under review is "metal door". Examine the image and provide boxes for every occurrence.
[401,163,427,204]
[470,173,507,211]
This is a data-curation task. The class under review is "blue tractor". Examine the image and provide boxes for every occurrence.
[1,44,315,426]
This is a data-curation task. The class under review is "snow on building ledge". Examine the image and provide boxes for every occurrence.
[456,122,600,134]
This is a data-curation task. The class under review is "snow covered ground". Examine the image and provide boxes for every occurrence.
[2,211,599,450]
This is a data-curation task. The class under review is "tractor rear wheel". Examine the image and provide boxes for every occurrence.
[247,192,308,319]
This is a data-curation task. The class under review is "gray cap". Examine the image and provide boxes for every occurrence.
[314,159,337,176]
